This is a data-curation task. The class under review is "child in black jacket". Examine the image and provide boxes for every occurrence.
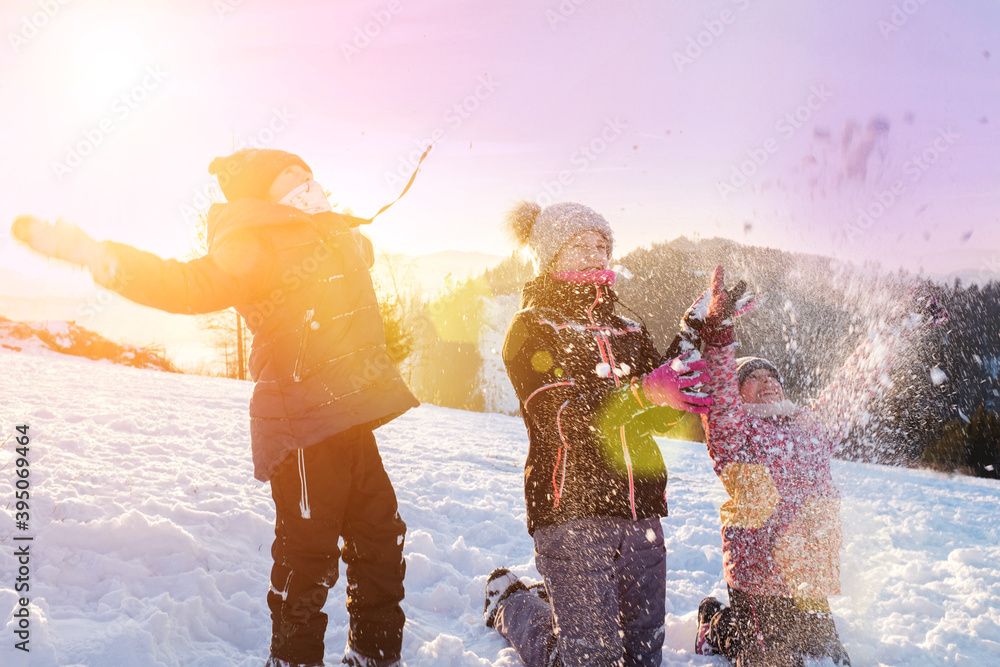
[483,201,712,667]
[12,149,417,667]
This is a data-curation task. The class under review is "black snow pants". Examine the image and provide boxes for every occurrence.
[709,587,850,667]
[267,426,406,664]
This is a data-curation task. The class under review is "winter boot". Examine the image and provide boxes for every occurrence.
[264,656,324,667]
[341,646,401,667]
[695,596,724,655]
[483,567,528,628]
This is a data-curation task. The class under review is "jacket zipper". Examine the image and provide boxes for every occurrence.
[590,289,639,520]
[292,308,315,383]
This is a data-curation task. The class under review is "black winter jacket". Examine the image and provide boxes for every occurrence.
[502,276,682,535]
[95,200,418,481]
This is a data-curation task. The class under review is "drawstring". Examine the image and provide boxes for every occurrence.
[297,449,311,519]
[269,571,293,601]
[586,286,603,324]
[615,297,648,331]
[356,143,434,226]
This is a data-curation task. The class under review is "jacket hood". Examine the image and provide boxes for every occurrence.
[206,200,370,250]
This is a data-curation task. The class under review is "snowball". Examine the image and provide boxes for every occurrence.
[930,366,948,386]
[612,265,634,279]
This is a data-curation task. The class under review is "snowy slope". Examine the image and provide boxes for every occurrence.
[1,349,998,666]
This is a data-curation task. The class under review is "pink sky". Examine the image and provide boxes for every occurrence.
[2,0,998,293]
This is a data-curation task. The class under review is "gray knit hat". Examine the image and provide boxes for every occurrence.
[736,357,782,388]
[503,201,614,274]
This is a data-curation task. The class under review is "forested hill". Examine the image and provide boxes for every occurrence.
[417,237,1000,476]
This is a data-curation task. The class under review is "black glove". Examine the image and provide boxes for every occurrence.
[681,266,755,347]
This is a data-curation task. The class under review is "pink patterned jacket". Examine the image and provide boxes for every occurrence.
[701,344,846,599]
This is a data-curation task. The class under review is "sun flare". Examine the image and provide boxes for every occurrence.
[61,23,152,118]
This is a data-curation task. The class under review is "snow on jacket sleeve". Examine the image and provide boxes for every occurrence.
[701,343,748,465]
[502,314,655,447]
[90,232,273,315]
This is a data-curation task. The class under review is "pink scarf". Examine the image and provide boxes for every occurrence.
[549,269,617,285]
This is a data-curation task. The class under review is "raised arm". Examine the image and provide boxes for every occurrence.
[808,295,948,443]
[681,266,757,467]
[700,342,751,468]
[93,234,273,314]
[12,215,273,315]
[693,267,794,531]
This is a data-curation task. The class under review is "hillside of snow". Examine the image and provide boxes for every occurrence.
[1,349,998,666]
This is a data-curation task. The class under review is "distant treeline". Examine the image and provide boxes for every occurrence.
[403,237,1000,480]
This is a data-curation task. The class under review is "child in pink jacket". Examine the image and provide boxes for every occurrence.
[688,267,945,667]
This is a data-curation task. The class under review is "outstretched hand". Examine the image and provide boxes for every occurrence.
[10,215,101,268]
[882,285,950,332]
[915,295,949,328]
[682,265,756,347]
[642,351,713,414]
[894,293,949,330]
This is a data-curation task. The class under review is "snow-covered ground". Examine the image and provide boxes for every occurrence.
[1,349,998,666]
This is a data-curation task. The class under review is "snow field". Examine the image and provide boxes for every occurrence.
[1,349,998,665]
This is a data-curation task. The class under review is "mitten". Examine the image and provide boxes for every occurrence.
[682,266,755,347]
[11,216,103,269]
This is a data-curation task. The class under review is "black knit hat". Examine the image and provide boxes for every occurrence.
[736,357,782,389]
[207,149,311,202]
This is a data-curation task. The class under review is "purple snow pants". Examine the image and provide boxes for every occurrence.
[494,516,667,667]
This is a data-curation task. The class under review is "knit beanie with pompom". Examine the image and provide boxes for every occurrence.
[503,201,615,274]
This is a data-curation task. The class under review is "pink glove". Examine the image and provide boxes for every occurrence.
[641,353,713,414]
